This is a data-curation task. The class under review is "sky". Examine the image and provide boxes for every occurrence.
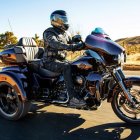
[0,0,140,40]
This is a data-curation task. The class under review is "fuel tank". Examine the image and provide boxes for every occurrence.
[71,55,97,71]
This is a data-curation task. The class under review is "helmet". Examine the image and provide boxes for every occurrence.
[91,27,111,40]
[50,10,69,30]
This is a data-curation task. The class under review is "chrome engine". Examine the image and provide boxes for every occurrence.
[75,76,85,85]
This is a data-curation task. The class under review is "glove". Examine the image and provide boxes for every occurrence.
[73,42,85,51]
[72,35,82,43]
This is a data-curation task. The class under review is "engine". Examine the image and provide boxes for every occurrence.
[75,76,85,85]
[55,75,102,109]
[75,75,102,109]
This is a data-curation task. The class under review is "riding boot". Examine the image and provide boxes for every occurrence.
[63,64,86,107]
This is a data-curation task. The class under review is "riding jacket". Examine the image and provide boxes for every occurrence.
[43,27,77,62]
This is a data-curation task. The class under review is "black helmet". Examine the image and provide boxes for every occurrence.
[50,10,69,30]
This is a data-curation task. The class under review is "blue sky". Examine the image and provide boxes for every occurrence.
[0,0,140,40]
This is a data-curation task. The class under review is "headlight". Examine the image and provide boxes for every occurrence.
[114,53,125,65]
[119,53,125,64]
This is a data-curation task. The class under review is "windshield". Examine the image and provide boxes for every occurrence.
[85,35,124,55]
[91,27,107,35]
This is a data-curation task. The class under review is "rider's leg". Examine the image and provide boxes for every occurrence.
[44,61,86,107]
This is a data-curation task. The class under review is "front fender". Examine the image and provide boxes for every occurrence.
[107,76,140,102]
[125,76,140,86]
[0,71,27,101]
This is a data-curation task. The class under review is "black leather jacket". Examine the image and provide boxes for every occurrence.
[43,27,78,62]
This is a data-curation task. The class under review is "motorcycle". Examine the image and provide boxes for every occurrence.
[0,34,140,125]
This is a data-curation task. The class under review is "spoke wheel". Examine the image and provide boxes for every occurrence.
[111,84,140,124]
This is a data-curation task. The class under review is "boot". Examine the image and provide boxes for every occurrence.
[67,86,86,108]
[69,97,86,108]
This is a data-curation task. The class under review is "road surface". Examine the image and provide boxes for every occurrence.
[0,71,140,140]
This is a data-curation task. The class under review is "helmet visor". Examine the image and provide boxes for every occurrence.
[55,14,68,25]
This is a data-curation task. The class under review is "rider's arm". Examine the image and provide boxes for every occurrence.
[44,31,77,51]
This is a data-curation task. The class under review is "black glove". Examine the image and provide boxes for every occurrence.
[72,35,82,43]
[73,42,85,51]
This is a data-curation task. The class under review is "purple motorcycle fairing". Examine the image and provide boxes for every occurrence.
[85,35,125,55]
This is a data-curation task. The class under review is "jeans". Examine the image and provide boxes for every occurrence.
[44,60,76,99]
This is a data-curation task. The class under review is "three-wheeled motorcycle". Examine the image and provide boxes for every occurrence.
[0,35,140,124]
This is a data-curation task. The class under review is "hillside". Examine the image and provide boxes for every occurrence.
[116,36,140,54]
[116,36,140,70]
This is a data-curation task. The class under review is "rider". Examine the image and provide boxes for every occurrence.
[42,10,86,107]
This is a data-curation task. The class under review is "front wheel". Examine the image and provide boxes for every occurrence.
[0,82,31,120]
[111,84,140,124]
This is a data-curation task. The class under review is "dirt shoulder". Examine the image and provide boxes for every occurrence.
[124,53,140,70]
[123,64,140,71]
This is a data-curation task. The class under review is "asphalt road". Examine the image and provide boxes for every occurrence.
[0,71,140,140]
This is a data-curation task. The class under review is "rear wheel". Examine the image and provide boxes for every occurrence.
[111,84,140,124]
[0,82,31,120]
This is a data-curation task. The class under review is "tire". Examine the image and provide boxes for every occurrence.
[0,82,31,120]
[111,84,140,125]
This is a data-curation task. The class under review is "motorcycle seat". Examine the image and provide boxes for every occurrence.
[29,59,60,78]
[39,67,60,78]
[16,37,60,77]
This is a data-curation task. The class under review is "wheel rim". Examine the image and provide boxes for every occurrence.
[115,85,140,122]
[0,82,19,117]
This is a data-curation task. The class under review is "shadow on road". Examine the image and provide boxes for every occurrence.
[0,106,139,140]
[70,123,140,140]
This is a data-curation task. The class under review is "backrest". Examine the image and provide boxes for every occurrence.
[17,37,44,60]
[17,37,37,47]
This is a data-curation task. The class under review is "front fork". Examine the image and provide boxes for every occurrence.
[112,68,135,105]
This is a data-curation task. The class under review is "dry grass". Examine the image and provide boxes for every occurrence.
[123,53,140,70]
[126,53,140,65]
[66,51,84,61]
[123,64,140,71]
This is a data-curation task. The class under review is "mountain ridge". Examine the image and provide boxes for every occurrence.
[115,36,140,54]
